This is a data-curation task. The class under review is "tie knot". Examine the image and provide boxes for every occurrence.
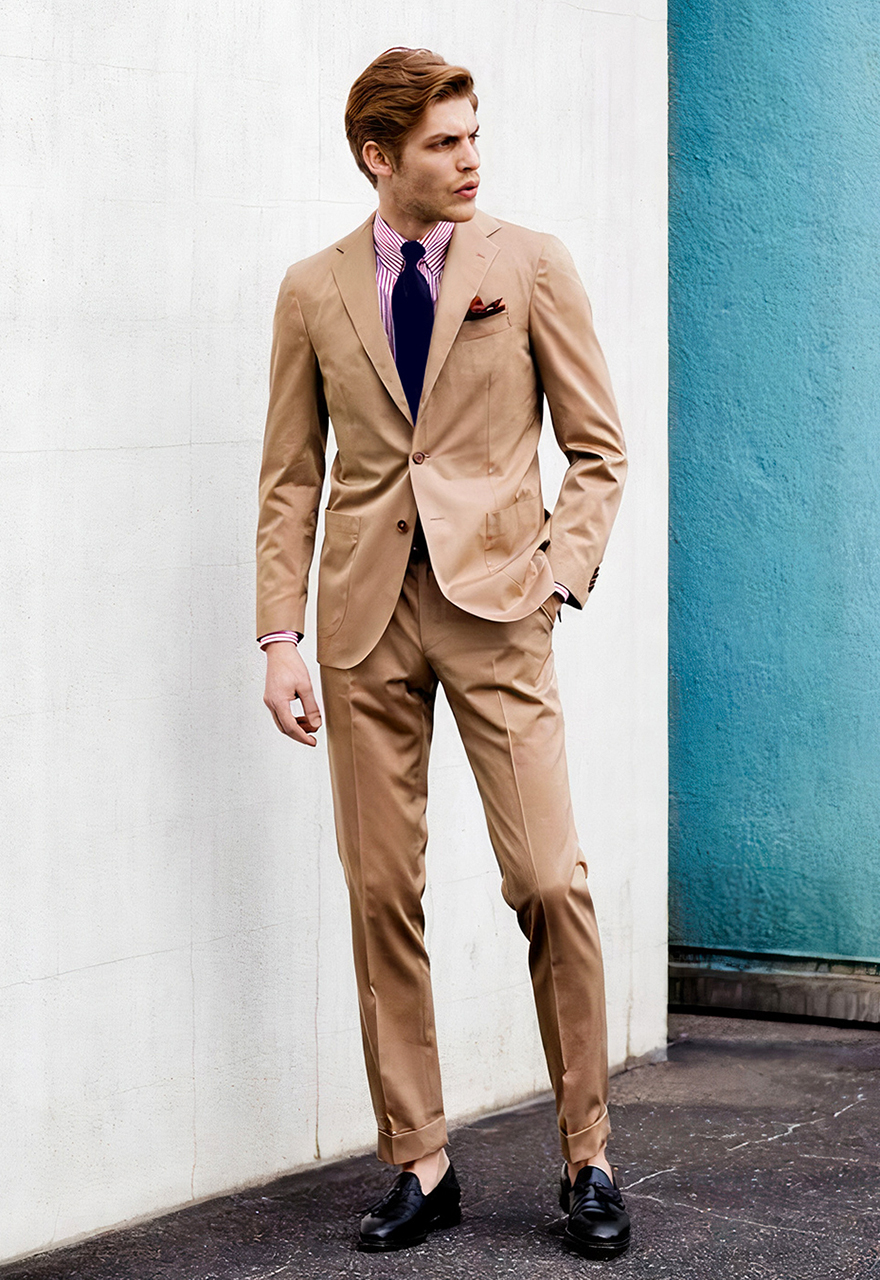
[401,240,426,266]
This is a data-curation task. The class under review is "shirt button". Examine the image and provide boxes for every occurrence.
[412,452,426,464]
[397,520,408,532]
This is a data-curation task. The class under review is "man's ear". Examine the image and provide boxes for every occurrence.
[362,141,393,181]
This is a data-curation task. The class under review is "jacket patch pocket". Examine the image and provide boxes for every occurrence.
[317,509,360,636]
[484,492,543,573]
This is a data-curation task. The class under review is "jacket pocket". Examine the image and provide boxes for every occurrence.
[457,311,512,341]
[317,510,360,636]
[484,492,543,573]
[538,597,559,627]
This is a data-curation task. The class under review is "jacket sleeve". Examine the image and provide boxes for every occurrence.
[528,235,627,606]
[255,271,329,637]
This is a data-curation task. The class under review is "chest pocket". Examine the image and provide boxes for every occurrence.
[456,311,512,341]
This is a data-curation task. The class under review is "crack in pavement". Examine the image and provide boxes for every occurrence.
[625,1167,678,1188]
[725,1118,822,1151]
[626,1191,827,1237]
[724,1095,866,1151]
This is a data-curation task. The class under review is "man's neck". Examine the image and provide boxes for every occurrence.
[375,203,437,244]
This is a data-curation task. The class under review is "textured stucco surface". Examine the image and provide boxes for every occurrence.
[668,1,880,960]
[1,0,667,1260]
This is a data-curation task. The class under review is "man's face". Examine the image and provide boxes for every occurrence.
[379,96,480,231]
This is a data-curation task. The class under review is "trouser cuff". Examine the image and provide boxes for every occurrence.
[559,1106,611,1163]
[377,1114,449,1165]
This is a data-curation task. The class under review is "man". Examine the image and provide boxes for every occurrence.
[257,47,629,1259]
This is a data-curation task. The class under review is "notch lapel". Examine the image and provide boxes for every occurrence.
[419,211,501,414]
[331,216,413,425]
[330,210,502,427]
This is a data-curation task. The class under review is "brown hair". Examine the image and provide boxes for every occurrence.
[345,47,478,187]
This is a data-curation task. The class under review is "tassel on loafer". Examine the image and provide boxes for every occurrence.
[559,1163,631,1260]
[358,1161,462,1252]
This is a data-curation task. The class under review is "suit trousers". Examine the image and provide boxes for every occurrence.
[320,556,611,1166]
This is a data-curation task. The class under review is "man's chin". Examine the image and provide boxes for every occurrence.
[447,202,478,223]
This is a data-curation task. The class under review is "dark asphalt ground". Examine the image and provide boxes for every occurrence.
[4,1013,879,1279]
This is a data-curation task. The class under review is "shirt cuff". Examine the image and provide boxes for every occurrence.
[258,631,302,649]
[553,583,570,603]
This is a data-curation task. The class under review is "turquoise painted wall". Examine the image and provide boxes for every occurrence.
[669,1,880,961]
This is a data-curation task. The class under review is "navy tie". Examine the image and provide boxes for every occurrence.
[392,240,434,422]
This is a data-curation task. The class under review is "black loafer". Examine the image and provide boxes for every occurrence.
[559,1163,631,1260]
[358,1161,461,1252]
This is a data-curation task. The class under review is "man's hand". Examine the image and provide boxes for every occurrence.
[263,643,323,746]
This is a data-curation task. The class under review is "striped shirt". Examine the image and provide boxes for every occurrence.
[373,213,454,357]
[258,213,568,650]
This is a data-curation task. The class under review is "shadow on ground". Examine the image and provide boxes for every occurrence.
[4,1013,879,1279]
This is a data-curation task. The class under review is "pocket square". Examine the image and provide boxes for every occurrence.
[464,295,506,321]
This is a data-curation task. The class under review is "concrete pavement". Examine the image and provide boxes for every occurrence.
[4,1013,879,1279]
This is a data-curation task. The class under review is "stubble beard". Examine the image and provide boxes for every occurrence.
[406,189,458,226]
[393,167,476,228]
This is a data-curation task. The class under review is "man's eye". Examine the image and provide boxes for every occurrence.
[434,133,478,149]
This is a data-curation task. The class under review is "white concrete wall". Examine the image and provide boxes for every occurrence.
[0,0,667,1260]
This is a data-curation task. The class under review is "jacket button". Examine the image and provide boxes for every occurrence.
[397,520,408,532]
[412,452,426,464]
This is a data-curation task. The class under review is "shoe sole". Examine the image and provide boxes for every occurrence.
[563,1227,631,1260]
[357,1206,462,1252]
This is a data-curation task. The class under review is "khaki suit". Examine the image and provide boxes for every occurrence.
[257,209,627,1165]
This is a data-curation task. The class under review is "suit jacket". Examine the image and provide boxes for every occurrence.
[256,209,627,669]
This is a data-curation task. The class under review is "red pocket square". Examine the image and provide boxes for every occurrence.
[464,295,506,320]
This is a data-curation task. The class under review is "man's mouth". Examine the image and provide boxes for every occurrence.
[455,181,479,198]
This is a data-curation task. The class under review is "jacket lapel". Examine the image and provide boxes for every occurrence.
[331,215,413,424]
[330,209,502,427]
[419,211,501,413]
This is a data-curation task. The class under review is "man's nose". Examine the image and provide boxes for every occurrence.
[459,140,480,170]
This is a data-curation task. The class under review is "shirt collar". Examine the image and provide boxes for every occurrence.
[373,212,455,276]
